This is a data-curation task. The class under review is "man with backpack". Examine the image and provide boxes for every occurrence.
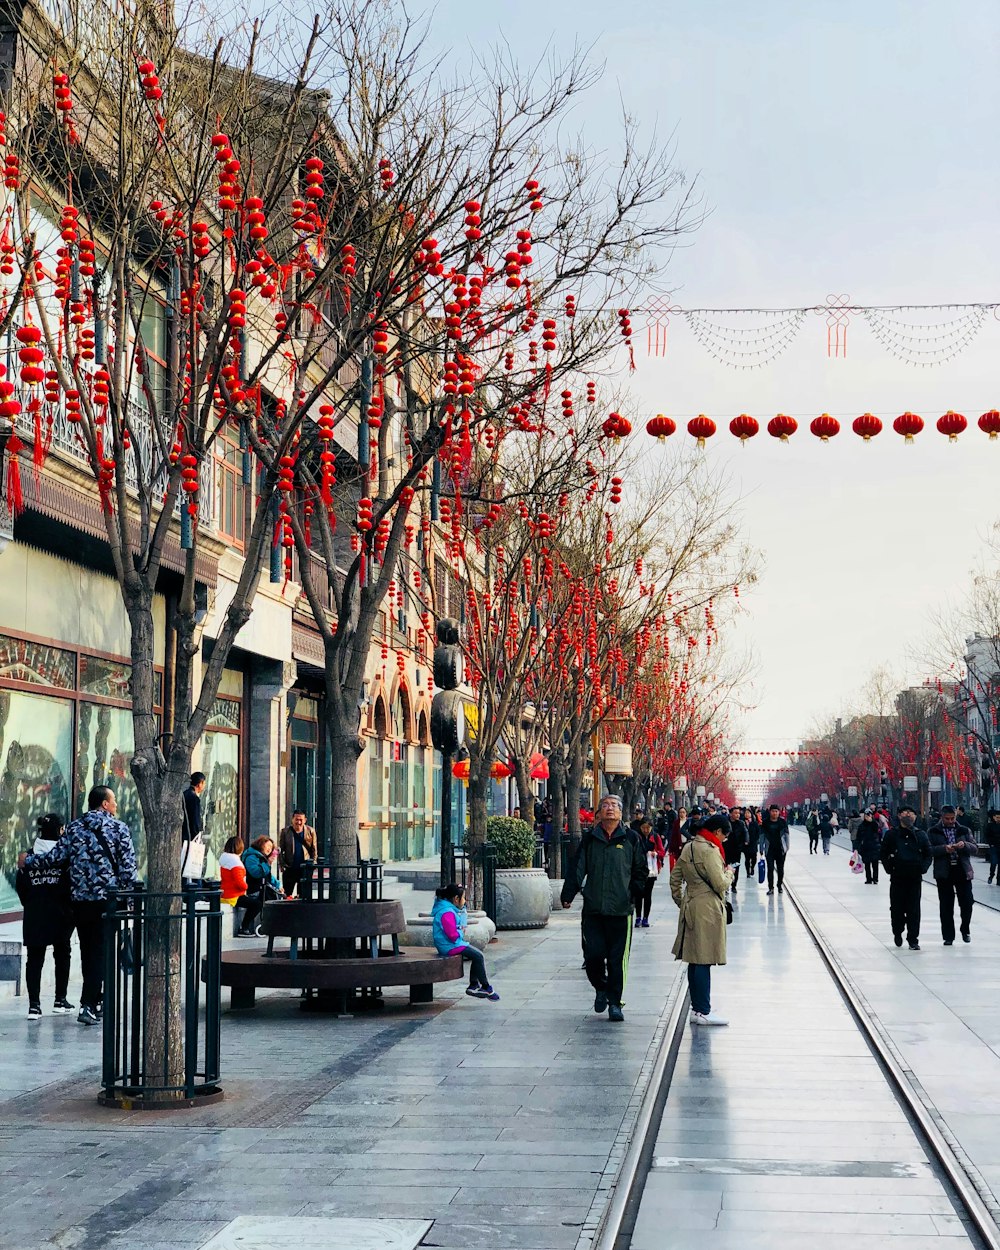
[806,809,820,854]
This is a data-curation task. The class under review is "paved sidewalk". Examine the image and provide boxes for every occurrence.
[792,837,1000,1212]
[631,866,977,1250]
[0,899,683,1250]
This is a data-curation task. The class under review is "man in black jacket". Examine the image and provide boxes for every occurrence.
[880,805,932,949]
[928,806,976,945]
[562,795,648,1023]
[986,809,1000,884]
[182,771,206,885]
[762,804,789,895]
[726,806,748,894]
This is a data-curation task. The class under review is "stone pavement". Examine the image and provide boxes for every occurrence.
[631,862,979,1250]
[0,895,684,1250]
[791,834,1000,1213]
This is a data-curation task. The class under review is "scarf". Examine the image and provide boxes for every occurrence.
[698,830,727,862]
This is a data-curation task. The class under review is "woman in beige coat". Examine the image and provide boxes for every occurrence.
[670,813,733,1026]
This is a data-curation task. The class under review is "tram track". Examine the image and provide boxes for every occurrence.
[586,874,1000,1250]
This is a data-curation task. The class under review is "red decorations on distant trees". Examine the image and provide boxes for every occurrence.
[687,415,715,448]
[853,412,882,442]
[978,409,1000,440]
[729,414,758,442]
[936,410,966,442]
[810,413,839,442]
[646,414,676,441]
[602,412,631,440]
[490,760,514,780]
[767,413,797,442]
[893,411,923,444]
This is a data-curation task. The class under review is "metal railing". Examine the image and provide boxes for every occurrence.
[299,857,384,902]
[451,842,497,923]
[100,885,223,1109]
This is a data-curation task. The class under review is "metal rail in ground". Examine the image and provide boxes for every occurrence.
[785,881,1000,1250]
[587,982,690,1250]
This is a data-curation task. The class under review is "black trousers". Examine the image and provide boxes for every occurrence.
[937,872,974,941]
[743,846,755,876]
[73,900,107,1010]
[864,855,880,884]
[808,833,819,854]
[889,874,921,941]
[728,861,741,892]
[25,940,71,1003]
[281,868,301,897]
[635,878,656,920]
[766,850,785,890]
[582,913,632,1007]
[463,947,490,988]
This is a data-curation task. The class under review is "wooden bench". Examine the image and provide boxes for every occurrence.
[211,898,463,1009]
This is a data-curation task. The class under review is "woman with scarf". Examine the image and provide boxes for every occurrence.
[669,813,732,1026]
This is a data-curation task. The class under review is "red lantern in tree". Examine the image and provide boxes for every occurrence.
[767,413,797,442]
[490,760,514,780]
[529,752,549,780]
[893,411,923,444]
[687,414,716,448]
[452,758,470,780]
[852,412,882,442]
[729,413,758,442]
[602,412,631,440]
[978,409,1000,440]
[936,410,966,442]
[646,414,676,441]
[810,413,839,442]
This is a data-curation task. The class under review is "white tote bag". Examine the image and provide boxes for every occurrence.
[181,834,206,880]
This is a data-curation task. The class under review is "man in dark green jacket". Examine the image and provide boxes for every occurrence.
[561,794,648,1022]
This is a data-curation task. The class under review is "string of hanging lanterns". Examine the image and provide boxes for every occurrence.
[640,409,1000,446]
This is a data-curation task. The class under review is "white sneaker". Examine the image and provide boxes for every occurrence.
[690,1011,729,1026]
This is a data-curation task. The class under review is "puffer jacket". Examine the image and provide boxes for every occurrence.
[26,809,138,902]
[561,822,648,916]
[430,898,469,955]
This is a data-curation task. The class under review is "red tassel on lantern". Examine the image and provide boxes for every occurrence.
[5,431,24,516]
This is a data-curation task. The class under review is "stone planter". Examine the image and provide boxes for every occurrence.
[403,910,496,951]
[495,867,551,930]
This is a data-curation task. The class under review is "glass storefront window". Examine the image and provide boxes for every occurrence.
[0,633,75,690]
[202,729,240,876]
[75,702,145,871]
[80,654,132,700]
[0,689,74,914]
[368,737,386,861]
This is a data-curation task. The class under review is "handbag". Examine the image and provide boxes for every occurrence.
[849,851,865,875]
[757,855,766,883]
[646,850,660,878]
[181,835,206,880]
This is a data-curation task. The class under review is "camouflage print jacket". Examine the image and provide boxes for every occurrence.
[27,808,139,903]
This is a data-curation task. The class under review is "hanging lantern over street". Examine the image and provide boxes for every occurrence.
[852,412,882,442]
[978,409,1000,440]
[646,414,676,441]
[529,751,549,780]
[810,413,839,442]
[490,760,514,780]
[687,414,715,448]
[936,410,966,442]
[729,413,758,442]
[452,758,470,780]
[767,413,797,442]
[893,411,923,443]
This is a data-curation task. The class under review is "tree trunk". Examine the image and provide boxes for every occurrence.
[324,703,365,908]
[514,758,534,821]
[565,736,585,860]
[548,748,566,879]
[466,754,490,910]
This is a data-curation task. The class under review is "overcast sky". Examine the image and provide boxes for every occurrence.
[425,0,1000,770]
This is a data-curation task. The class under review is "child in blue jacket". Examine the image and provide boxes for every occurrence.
[431,883,499,1000]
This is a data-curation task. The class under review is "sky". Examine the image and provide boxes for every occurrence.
[422,0,1000,763]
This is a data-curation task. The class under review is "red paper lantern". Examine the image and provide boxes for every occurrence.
[767,413,797,442]
[729,413,758,442]
[529,751,549,780]
[810,413,839,442]
[602,412,631,440]
[853,412,882,442]
[978,409,1000,440]
[893,411,923,444]
[452,759,470,780]
[646,414,676,441]
[687,414,716,447]
[936,410,966,442]
[490,760,514,781]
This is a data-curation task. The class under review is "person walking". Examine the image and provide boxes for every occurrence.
[669,813,732,1026]
[986,810,1000,884]
[857,811,882,884]
[742,807,757,877]
[880,805,932,950]
[561,795,648,1023]
[762,804,789,895]
[20,786,137,1025]
[819,809,834,855]
[15,813,75,1020]
[725,806,747,895]
[806,809,820,854]
[635,818,666,927]
[278,810,317,897]
[928,806,976,945]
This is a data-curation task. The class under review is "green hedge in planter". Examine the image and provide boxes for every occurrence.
[485,816,537,869]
